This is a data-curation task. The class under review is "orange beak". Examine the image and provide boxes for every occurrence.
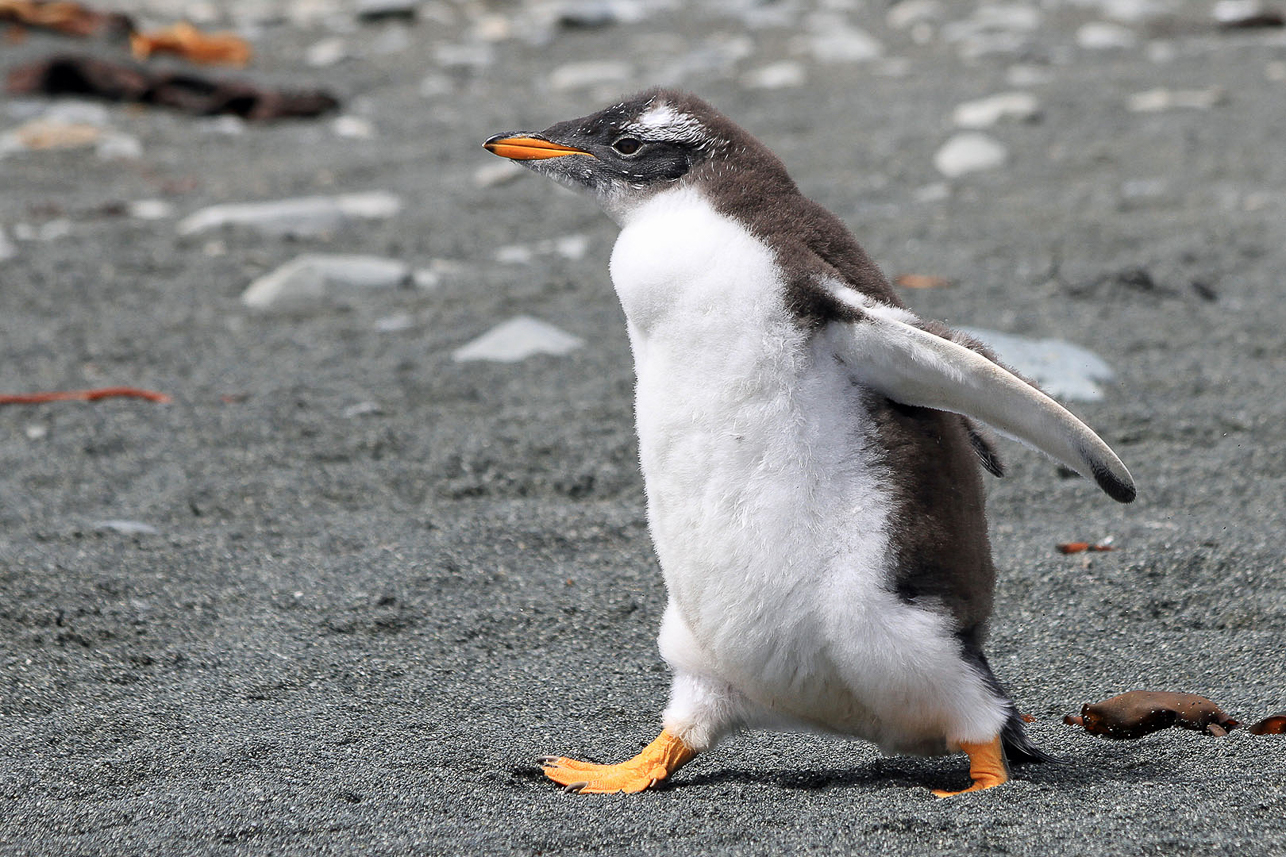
[483,135,593,161]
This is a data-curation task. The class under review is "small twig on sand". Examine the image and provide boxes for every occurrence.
[0,386,171,404]
[1056,540,1115,554]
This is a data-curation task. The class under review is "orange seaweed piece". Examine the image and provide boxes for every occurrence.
[0,0,132,37]
[0,386,171,404]
[894,274,953,290]
[130,22,252,67]
[1057,541,1115,554]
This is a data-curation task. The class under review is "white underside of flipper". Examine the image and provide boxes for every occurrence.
[821,290,1135,503]
[610,186,1007,755]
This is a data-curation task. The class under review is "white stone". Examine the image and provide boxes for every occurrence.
[93,520,160,536]
[952,91,1040,128]
[343,401,384,418]
[933,133,1009,178]
[24,424,47,440]
[178,192,402,237]
[548,60,633,91]
[452,316,584,363]
[128,199,175,220]
[474,159,527,188]
[306,36,348,66]
[553,234,591,260]
[1076,21,1138,49]
[332,115,375,139]
[241,254,411,311]
[959,328,1116,401]
[886,0,943,29]
[1127,87,1226,112]
[1213,0,1279,23]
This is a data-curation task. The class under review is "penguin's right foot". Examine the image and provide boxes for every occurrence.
[931,736,1009,797]
[541,729,696,794]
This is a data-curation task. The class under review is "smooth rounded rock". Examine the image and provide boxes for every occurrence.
[933,133,1009,178]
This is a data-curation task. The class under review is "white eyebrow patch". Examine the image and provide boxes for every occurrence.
[631,101,707,145]
[637,101,679,128]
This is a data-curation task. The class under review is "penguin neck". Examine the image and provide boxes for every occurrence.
[609,184,788,347]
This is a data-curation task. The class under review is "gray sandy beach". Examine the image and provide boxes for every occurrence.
[2,0,1285,854]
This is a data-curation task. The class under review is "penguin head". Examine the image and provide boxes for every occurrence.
[484,88,729,223]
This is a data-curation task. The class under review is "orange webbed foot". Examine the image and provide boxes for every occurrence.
[932,736,1009,797]
[541,729,696,794]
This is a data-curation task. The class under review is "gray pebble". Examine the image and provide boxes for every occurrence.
[177,192,402,238]
[241,254,412,311]
[933,133,1009,178]
[960,327,1117,402]
[453,316,584,363]
[952,91,1041,128]
[92,520,160,536]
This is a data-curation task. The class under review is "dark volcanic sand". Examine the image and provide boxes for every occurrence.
[2,2,1285,854]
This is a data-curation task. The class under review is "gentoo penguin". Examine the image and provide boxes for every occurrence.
[483,88,1135,796]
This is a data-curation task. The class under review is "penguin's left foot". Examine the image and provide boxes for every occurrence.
[541,729,696,794]
[931,736,1009,797]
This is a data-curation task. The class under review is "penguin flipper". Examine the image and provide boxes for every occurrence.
[828,311,1136,503]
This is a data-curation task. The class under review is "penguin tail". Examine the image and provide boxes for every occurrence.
[958,631,1066,765]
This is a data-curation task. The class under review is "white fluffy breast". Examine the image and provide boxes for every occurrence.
[609,185,773,339]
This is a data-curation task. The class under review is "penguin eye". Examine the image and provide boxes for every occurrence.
[612,137,642,155]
